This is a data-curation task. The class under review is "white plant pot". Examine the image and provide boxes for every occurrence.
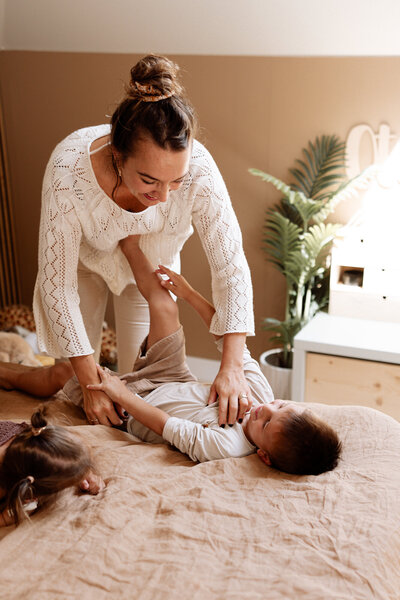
[259,349,292,400]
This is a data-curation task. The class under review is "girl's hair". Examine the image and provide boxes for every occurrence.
[110,54,197,160]
[0,406,92,525]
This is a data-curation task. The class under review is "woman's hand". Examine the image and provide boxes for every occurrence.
[208,366,252,426]
[207,332,252,426]
[70,355,122,427]
[82,386,123,427]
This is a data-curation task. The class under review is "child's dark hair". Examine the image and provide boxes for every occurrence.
[0,405,92,525]
[269,410,342,476]
[110,54,197,160]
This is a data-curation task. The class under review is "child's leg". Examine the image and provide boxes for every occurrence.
[0,361,73,397]
[121,237,180,350]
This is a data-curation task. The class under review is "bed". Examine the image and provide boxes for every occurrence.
[0,365,400,600]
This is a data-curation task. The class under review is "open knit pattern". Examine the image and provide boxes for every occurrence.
[33,125,254,359]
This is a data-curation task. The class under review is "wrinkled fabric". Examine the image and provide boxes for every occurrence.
[0,373,399,600]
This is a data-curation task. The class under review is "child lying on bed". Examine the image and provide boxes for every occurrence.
[0,406,105,527]
[0,236,341,476]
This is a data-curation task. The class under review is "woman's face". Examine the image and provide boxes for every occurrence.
[117,136,191,209]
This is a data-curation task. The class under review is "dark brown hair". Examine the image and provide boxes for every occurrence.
[269,410,342,476]
[110,54,197,160]
[0,406,92,525]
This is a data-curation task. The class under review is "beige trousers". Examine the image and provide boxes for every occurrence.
[77,262,150,373]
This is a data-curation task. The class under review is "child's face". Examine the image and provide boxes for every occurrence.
[245,400,305,460]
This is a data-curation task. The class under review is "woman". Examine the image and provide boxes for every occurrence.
[33,55,254,427]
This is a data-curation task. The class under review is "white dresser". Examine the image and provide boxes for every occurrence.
[292,312,400,420]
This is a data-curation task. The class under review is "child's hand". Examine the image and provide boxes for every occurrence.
[79,469,106,495]
[156,265,194,301]
[87,365,128,403]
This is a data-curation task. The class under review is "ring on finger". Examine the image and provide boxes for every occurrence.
[89,418,99,425]
[238,392,248,400]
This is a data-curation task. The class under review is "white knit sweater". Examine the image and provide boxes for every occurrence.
[33,125,254,358]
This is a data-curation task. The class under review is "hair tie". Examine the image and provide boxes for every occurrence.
[133,81,174,103]
[32,425,47,436]
[27,475,34,484]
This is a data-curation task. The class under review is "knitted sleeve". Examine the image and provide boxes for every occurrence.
[33,158,94,359]
[190,143,254,336]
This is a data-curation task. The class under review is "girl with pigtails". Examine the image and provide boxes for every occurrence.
[0,406,104,527]
[33,55,255,430]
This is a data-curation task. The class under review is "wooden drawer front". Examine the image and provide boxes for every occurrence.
[305,353,400,421]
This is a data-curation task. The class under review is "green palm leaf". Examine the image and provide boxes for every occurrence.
[249,169,293,198]
[290,136,346,202]
[301,223,341,280]
[283,222,339,286]
[263,211,302,273]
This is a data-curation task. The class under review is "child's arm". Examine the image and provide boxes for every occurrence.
[87,365,169,436]
[156,266,219,339]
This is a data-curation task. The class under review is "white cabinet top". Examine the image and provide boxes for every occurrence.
[293,312,400,364]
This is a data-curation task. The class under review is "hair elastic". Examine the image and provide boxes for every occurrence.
[133,81,174,102]
[32,426,47,437]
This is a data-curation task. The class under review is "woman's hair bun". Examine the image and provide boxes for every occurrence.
[111,53,196,155]
[128,54,183,100]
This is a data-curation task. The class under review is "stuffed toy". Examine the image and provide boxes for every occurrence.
[0,305,118,367]
[0,331,42,366]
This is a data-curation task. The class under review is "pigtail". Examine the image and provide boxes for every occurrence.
[4,476,37,526]
[30,404,49,431]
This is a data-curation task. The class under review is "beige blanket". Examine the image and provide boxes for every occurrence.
[0,379,399,600]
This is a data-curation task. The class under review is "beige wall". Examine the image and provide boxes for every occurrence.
[1,51,399,360]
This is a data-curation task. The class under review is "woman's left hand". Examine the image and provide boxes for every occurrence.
[208,367,252,426]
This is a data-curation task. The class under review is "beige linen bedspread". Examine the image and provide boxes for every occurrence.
[0,378,399,600]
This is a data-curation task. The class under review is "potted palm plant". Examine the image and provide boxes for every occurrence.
[249,135,371,398]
